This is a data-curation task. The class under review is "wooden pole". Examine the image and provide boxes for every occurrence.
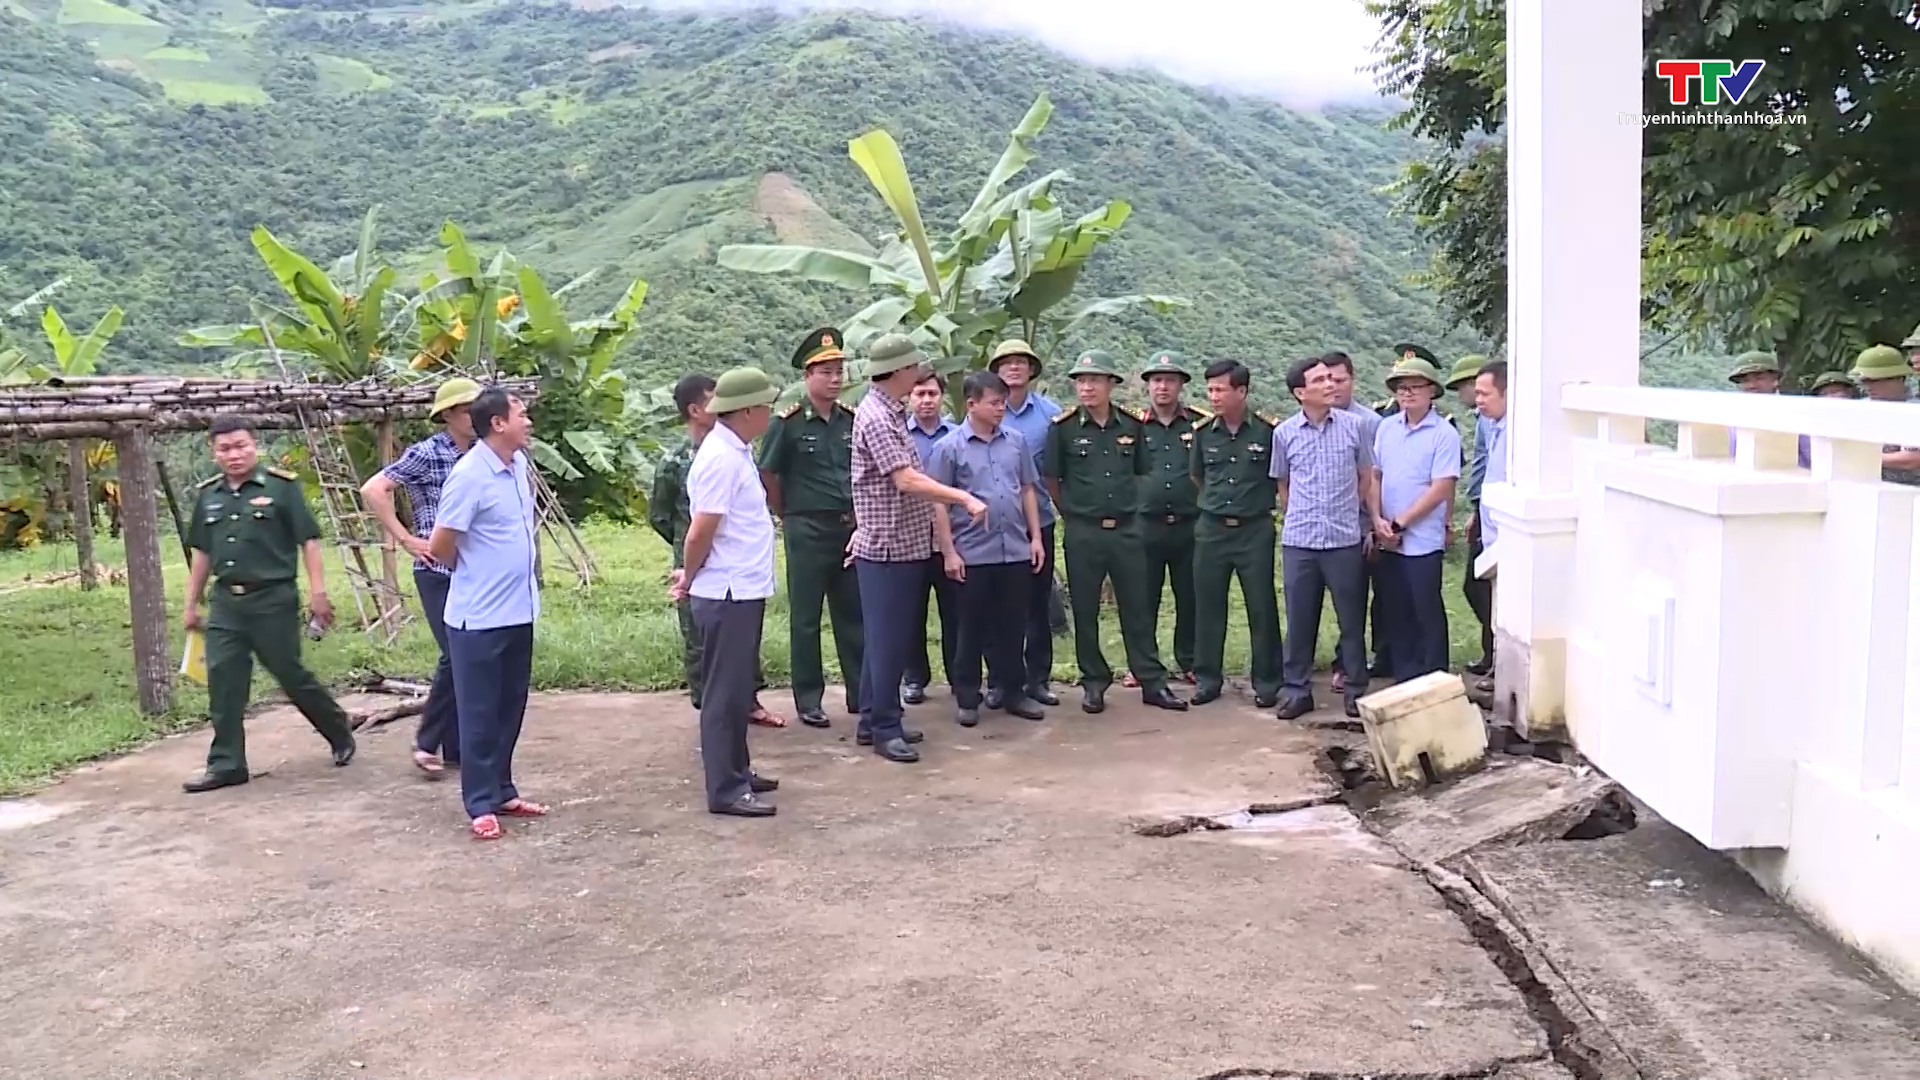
[67,440,96,590]
[113,427,172,716]
[376,418,402,625]
[154,459,193,564]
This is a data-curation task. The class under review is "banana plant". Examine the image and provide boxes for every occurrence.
[0,301,123,549]
[717,91,1189,376]
[179,205,406,382]
[0,277,70,383]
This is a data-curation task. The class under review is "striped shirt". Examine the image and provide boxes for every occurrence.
[1271,408,1372,549]
[849,386,935,562]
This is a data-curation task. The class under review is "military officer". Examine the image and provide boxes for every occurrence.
[180,415,356,792]
[1134,349,1206,683]
[757,327,865,728]
[1187,359,1284,707]
[1044,350,1187,714]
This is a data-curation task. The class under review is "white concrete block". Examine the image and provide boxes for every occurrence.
[1357,672,1490,790]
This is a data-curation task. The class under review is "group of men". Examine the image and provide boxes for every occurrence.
[1724,332,1920,484]
[172,327,1514,830]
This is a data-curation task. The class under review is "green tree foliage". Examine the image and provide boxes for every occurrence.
[1368,0,1920,380]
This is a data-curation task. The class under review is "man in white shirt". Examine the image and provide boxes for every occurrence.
[669,367,782,818]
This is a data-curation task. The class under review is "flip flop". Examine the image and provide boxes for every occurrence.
[749,705,786,728]
[498,799,548,818]
[471,814,502,840]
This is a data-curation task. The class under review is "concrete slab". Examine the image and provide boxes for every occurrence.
[1466,817,1920,1080]
[0,688,1545,1080]
[1367,757,1627,865]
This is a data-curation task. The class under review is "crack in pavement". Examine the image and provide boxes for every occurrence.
[1192,1052,1552,1080]
[1131,794,1345,837]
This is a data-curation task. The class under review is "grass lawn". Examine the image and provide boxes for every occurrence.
[0,517,1487,796]
[159,78,268,105]
[57,0,157,26]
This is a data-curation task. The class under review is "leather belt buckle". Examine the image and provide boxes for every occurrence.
[1223,517,1241,528]
[1099,518,1118,529]
[840,512,854,525]
[1163,514,1179,524]
[228,582,250,595]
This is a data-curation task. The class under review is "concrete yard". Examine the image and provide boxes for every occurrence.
[1,687,1545,1080]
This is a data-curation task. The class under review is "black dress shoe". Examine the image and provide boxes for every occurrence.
[1005,698,1045,721]
[956,707,980,727]
[332,739,356,768]
[1027,684,1060,707]
[799,707,830,729]
[902,683,927,705]
[874,737,920,763]
[1253,693,1279,709]
[1192,685,1223,705]
[1344,699,1362,718]
[983,687,1005,709]
[1081,686,1106,714]
[750,774,779,793]
[711,794,776,817]
[1276,697,1315,720]
[1142,687,1188,711]
[856,728,924,746]
[182,770,249,794]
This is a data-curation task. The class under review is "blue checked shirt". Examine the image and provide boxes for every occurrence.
[381,431,466,574]
[1270,408,1372,549]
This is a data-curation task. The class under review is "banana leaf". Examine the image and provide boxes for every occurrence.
[717,244,912,291]
[848,128,941,295]
[956,92,1054,239]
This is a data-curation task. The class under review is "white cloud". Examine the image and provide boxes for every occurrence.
[633,0,1389,108]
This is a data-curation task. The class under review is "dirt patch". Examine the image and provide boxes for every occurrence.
[0,689,1542,1079]
[752,171,873,253]
[586,41,639,64]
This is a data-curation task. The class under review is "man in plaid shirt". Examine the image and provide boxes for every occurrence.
[362,377,479,777]
[848,334,986,764]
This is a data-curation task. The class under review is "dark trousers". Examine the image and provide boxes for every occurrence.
[1280,544,1368,703]
[203,583,353,775]
[1141,514,1198,673]
[1063,516,1168,694]
[1333,553,1391,677]
[904,554,960,689]
[412,568,459,764]
[693,595,764,809]
[856,559,924,742]
[1376,551,1449,682]
[1021,524,1057,690]
[1192,514,1282,700]
[1463,521,1495,662]
[783,513,865,713]
[449,623,534,819]
[952,561,1030,709]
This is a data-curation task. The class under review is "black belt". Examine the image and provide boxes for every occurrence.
[790,510,855,524]
[1153,513,1195,525]
[1205,513,1265,528]
[220,580,285,596]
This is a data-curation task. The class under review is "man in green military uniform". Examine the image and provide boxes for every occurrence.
[649,373,776,724]
[181,415,355,792]
[1044,350,1188,714]
[758,327,864,728]
[1187,359,1284,707]
[1133,349,1207,683]
[1850,344,1920,485]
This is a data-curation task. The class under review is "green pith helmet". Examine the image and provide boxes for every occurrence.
[1391,342,1439,365]
[1809,371,1859,395]
[1138,349,1190,382]
[988,338,1042,376]
[1066,349,1122,380]
[1901,322,1920,351]
[791,327,847,370]
[428,377,482,418]
[1444,354,1487,389]
[1726,350,1781,382]
[1850,344,1909,381]
[865,333,928,376]
[1385,356,1445,391]
[709,367,778,414]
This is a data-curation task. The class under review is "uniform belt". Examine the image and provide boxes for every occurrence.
[792,510,855,524]
[1099,518,1119,529]
[220,580,283,596]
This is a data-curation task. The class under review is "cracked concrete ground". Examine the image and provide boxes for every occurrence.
[0,688,1548,1080]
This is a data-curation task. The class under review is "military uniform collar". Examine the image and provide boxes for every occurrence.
[1076,405,1123,427]
[800,396,846,422]
[221,468,266,491]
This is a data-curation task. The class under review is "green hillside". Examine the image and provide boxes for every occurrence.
[1,0,1492,397]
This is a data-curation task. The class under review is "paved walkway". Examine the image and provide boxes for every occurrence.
[1,687,1548,1080]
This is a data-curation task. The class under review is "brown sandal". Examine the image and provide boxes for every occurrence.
[471,814,502,840]
[413,749,444,777]
[749,705,786,728]
[498,799,548,818]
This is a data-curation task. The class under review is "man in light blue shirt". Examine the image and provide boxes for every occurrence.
[1461,403,1496,675]
[925,369,1048,726]
[903,370,960,704]
[1370,358,1462,683]
[1474,361,1510,551]
[987,339,1066,707]
[429,387,544,841]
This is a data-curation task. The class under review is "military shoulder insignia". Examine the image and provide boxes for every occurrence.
[778,402,801,419]
[266,466,300,481]
[1134,407,1150,423]
[1192,414,1215,431]
[196,474,220,489]
[1259,413,1279,427]
[1187,405,1213,419]
[1051,406,1078,424]
[835,401,856,415]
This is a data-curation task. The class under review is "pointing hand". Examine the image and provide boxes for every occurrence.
[963,495,988,524]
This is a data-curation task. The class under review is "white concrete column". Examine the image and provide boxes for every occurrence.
[1482,0,1644,739]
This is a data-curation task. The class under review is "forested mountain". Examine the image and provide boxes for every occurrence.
[8,0,1493,392]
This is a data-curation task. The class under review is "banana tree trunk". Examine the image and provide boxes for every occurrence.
[67,440,96,590]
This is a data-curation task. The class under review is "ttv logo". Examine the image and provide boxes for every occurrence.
[1654,59,1766,105]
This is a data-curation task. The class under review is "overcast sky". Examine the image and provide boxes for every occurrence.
[639,0,1388,108]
